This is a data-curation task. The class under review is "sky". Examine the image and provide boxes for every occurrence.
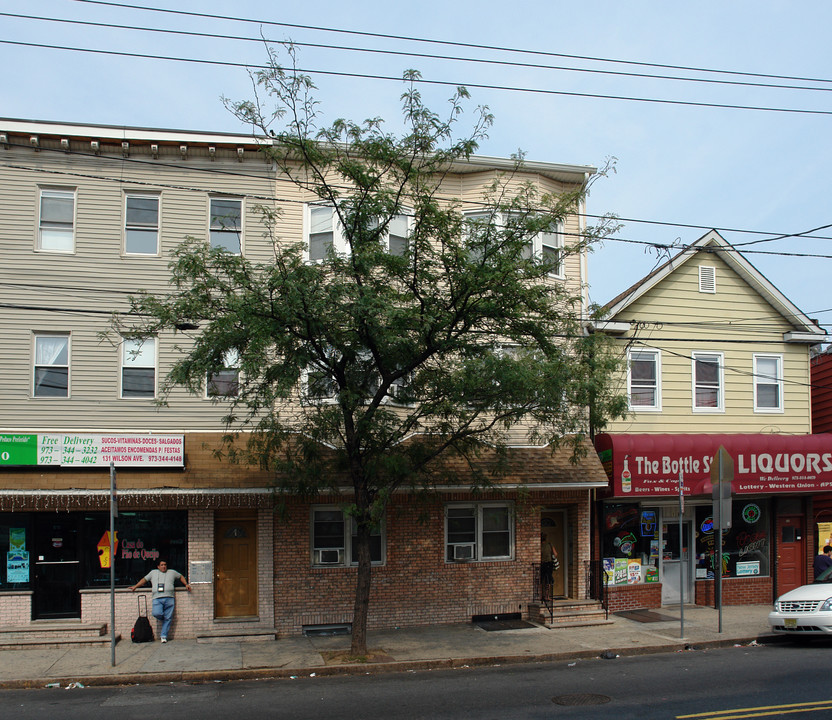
[2,0,831,325]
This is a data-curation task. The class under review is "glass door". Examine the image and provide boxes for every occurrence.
[33,514,81,619]
[661,521,692,605]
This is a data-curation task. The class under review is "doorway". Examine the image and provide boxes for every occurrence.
[778,516,805,596]
[214,513,258,618]
[32,514,82,619]
[661,520,692,605]
[541,510,568,599]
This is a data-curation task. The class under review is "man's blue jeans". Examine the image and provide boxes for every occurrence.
[151,597,175,640]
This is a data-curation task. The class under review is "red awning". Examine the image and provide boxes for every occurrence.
[595,433,832,498]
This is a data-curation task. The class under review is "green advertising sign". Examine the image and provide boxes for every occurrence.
[0,435,38,466]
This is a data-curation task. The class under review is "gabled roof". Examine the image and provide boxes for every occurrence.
[594,229,828,342]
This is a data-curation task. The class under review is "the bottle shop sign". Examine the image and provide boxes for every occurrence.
[595,433,832,497]
[0,434,184,468]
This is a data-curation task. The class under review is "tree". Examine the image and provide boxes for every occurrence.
[115,46,626,656]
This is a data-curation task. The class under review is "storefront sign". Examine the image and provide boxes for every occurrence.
[7,551,29,583]
[0,434,184,467]
[736,561,760,576]
[596,434,832,497]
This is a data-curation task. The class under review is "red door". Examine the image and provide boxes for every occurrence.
[777,516,805,596]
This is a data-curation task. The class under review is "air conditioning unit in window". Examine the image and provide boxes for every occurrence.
[316,549,341,565]
[452,543,475,560]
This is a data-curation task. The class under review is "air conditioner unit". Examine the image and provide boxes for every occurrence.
[316,549,341,565]
[452,543,475,560]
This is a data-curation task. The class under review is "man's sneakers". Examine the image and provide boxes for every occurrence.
[161,638,167,643]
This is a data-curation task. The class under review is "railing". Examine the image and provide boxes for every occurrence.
[585,560,609,620]
[531,563,554,620]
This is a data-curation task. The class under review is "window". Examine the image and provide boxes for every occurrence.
[125,194,159,255]
[754,354,783,412]
[445,504,513,562]
[627,349,660,410]
[33,334,69,397]
[210,198,242,254]
[38,189,75,252]
[692,352,723,411]
[207,349,240,398]
[306,204,410,260]
[121,337,156,399]
[466,212,562,275]
[311,507,384,566]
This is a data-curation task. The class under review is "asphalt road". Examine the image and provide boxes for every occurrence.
[3,639,830,719]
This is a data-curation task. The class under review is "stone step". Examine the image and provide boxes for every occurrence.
[196,628,277,644]
[0,622,117,650]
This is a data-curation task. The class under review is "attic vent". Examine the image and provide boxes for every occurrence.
[699,265,716,293]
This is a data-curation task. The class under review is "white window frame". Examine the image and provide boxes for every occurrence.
[310,506,386,567]
[209,196,243,255]
[120,337,157,399]
[206,349,240,399]
[37,188,76,253]
[691,351,724,413]
[32,333,70,398]
[753,353,784,413]
[304,204,412,261]
[124,193,160,256]
[444,503,514,563]
[627,348,661,411]
[464,211,563,277]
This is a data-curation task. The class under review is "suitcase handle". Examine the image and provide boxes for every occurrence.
[137,593,149,617]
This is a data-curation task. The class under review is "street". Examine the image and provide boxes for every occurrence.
[2,640,831,719]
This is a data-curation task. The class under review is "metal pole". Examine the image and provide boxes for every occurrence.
[717,452,723,634]
[679,470,684,639]
[110,462,116,667]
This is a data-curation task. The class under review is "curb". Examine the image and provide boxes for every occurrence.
[0,634,779,691]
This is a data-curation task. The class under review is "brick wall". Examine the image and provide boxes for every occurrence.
[694,577,773,605]
[273,489,591,636]
[606,583,662,613]
[0,592,31,625]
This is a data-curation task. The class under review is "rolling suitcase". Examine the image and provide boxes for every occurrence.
[131,594,154,643]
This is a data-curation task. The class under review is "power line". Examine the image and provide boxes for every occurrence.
[3,39,832,117]
[4,141,832,248]
[69,0,832,87]
[6,11,832,96]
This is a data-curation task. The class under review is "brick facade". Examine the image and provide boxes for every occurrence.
[273,489,591,636]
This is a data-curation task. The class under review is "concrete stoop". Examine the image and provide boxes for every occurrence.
[531,599,613,629]
[0,621,116,650]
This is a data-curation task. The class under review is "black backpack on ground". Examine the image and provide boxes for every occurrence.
[131,595,154,643]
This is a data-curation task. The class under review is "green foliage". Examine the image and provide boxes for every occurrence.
[114,43,625,654]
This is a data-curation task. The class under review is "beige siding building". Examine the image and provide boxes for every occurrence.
[0,118,606,643]
[591,230,830,614]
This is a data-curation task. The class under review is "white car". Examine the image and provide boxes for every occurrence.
[769,573,832,636]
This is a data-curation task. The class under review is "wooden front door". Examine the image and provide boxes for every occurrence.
[777,516,805,597]
[541,510,568,598]
[214,515,258,618]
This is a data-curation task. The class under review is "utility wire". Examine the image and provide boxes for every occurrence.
[4,141,832,247]
[69,0,832,87]
[5,11,832,96]
[2,39,832,117]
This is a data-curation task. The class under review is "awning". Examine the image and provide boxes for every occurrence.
[595,433,832,498]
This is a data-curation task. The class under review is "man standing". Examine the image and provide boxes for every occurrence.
[814,545,832,580]
[130,559,191,642]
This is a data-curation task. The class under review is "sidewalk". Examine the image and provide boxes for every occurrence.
[0,604,778,690]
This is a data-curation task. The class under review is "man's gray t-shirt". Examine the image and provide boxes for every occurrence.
[143,569,182,599]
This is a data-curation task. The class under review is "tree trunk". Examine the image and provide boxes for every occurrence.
[350,518,372,656]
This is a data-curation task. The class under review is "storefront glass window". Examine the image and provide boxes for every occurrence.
[83,511,188,587]
[694,500,770,578]
[602,504,660,584]
[0,514,34,589]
